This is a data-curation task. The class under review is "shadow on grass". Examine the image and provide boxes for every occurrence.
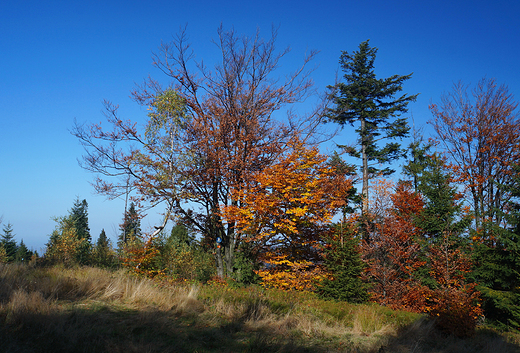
[0,305,326,353]
[376,317,520,353]
[2,305,520,353]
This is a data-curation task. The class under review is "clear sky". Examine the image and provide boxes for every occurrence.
[1,0,519,252]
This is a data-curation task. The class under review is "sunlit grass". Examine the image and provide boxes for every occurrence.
[1,263,519,352]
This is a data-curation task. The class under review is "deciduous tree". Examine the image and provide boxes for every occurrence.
[223,139,352,290]
[430,78,520,232]
[72,26,325,278]
[45,215,90,266]
[363,181,428,311]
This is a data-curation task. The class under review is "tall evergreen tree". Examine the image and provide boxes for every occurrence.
[1,223,17,262]
[119,202,141,246]
[70,198,92,264]
[327,40,418,215]
[70,198,91,242]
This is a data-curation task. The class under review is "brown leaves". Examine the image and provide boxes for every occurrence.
[430,78,520,229]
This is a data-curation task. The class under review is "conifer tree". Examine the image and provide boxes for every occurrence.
[1,223,17,262]
[414,154,471,239]
[70,198,92,264]
[119,202,141,246]
[93,229,116,268]
[328,40,418,215]
[70,198,91,242]
[14,240,31,263]
[317,224,368,302]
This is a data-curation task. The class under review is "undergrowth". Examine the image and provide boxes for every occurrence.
[0,263,519,352]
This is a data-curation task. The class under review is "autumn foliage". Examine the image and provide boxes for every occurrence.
[425,234,483,337]
[68,26,518,336]
[223,139,352,290]
[120,236,166,279]
[363,180,428,312]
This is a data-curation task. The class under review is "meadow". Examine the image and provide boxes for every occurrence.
[1,263,519,353]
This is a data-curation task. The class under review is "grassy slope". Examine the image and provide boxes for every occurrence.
[0,264,519,353]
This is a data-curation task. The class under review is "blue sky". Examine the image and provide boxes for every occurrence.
[1,0,519,252]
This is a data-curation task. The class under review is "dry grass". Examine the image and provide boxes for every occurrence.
[1,263,519,353]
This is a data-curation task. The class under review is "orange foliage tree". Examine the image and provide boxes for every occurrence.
[426,233,483,337]
[45,216,91,266]
[222,139,352,290]
[363,181,428,311]
[120,235,166,279]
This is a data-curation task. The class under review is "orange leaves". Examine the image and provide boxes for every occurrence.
[223,139,352,243]
[425,235,483,337]
[121,236,166,279]
[222,138,353,290]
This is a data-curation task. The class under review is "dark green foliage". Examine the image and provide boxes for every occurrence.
[70,198,91,242]
[70,198,92,264]
[1,223,17,262]
[328,40,418,213]
[14,240,32,263]
[413,154,471,240]
[472,166,520,329]
[169,223,195,246]
[232,241,260,285]
[316,225,368,303]
[93,229,117,268]
[119,202,141,246]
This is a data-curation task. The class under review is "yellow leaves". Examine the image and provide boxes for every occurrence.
[219,137,354,292]
[257,257,326,291]
[0,245,8,264]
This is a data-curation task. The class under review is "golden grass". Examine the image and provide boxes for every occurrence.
[1,263,519,353]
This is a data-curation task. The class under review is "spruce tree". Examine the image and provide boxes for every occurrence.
[93,229,116,268]
[316,225,368,302]
[70,198,92,264]
[414,154,470,239]
[14,240,31,263]
[119,202,141,246]
[1,223,17,262]
[70,198,91,242]
[328,40,418,215]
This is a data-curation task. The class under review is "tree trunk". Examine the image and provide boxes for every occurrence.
[361,117,369,215]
